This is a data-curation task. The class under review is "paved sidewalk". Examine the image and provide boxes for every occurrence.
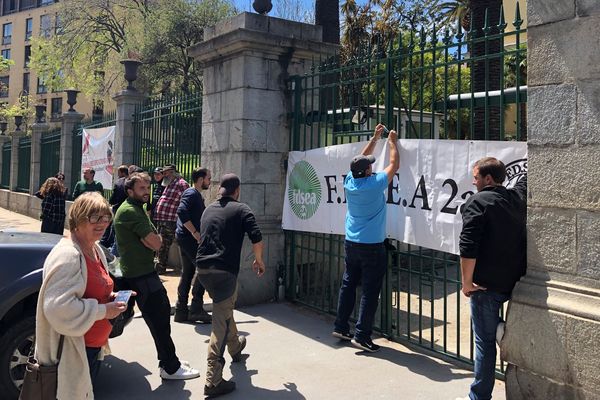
[1,206,506,399]
[98,302,505,400]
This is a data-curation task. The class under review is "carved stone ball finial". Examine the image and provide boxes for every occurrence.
[252,0,272,15]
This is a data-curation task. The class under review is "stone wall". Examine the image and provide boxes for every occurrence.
[503,1,600,399]
[189,13,338,306]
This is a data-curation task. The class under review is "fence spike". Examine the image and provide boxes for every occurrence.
[498,4,507,32]
[483,8,490,35]
[513,1,523,28]
[443,27,451,45]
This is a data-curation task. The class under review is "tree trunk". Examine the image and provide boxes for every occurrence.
[471,0,502,140]
[315,0,340,44]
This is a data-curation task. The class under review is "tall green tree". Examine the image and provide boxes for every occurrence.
[140,0,236,95]
[29,0,235,98]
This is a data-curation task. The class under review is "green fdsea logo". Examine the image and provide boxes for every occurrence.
[288,161,322,220]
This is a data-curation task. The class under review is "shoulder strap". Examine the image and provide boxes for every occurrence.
[56,335,65,361]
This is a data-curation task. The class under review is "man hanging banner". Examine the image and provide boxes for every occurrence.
[282,139,527,255]
[81,126,116,188]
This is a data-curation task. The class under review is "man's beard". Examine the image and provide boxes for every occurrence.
[133,193,149,203]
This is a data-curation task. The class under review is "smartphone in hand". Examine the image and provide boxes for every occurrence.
[114,290,133,304]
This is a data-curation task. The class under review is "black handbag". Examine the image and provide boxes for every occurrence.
[19,335,64,400]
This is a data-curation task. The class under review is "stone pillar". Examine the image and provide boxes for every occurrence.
[503,2,600,399]
[30,122,49,194]
[112,89,146,169]
[9,131,25,191]
[189,13,337,306]
[60,111,84,193]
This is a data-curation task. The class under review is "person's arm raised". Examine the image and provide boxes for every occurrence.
[383,129,400,183]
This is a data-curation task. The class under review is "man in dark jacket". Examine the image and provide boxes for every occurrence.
[195,173,264,398]
[458,157,527,400]
[174,167,211,323]
[101,165,129,250]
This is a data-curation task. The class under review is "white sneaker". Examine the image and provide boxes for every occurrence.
[160,363,200,380]
[496,321,506,346]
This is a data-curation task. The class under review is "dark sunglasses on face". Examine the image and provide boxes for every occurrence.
[87,214,112,224]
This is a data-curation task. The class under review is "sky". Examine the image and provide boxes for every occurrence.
[231,0,369,18]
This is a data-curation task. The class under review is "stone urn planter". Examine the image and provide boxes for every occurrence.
[252,0,272,15]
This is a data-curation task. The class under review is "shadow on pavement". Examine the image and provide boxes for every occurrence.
[228,359,306,400]
[354,346,471,382]
[95,356,192,399]
[243,302,471,383]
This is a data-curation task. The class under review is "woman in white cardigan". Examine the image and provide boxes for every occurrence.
[34,192,127,399]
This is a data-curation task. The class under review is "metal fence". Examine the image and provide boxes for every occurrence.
[285,5,526,374]
[1,140,10,188]
[16,136,31,192]
[39,127,62,189]
[132,91,202,183]
[72,110,116,199]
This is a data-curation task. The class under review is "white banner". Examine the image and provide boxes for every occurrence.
[81,126,116,188]
[282,140,527,255]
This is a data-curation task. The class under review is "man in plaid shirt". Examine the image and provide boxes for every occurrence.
[154,164,189,273]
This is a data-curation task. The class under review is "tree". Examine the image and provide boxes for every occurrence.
[316,0,340,44]
[29,0,148,99]
[435,0,471,32]
[275,0,314,23]
[140,0,235,95]
[29,0,235,98]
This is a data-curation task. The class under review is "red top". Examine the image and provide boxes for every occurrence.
[83,252,114,348]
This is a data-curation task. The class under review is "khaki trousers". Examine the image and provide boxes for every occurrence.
[203,280,243,386]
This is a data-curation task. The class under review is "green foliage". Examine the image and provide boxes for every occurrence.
[29,0,234,98]
[139,0,236,95]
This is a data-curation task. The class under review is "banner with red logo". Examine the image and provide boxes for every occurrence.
[81,126,116,188]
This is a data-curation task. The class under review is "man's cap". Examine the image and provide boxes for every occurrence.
[350,154,375,178]
[153,167,164,173]
[162,164,177,172]
[218,173,240,196]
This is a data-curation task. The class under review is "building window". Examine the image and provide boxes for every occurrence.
[2,23,12,45]
[55,15,63,35]
[22,73,30,94]
[40,15,52,38]
[50,97,62,119]
[24,45,31,68]
[37,77,46,94]
[2,0,16,15]
[21,0,36,10]
[25,18,33,41]
[1,49,10,60]
[0,76,9,98]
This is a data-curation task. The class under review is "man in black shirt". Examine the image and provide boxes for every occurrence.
[101,164,129,251]
[196,173,264,398]
[458,157,527,400]
[174,167,211,323]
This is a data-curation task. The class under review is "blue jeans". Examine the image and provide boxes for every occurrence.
[334,241,386,342]
[176,236,206,312]
[469,290,510,400]
[86,347,101,385]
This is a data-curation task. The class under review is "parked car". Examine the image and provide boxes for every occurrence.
[0,231,61,399]
[0,231,131,399]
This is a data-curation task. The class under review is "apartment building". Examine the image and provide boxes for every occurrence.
[0,0,101,125]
